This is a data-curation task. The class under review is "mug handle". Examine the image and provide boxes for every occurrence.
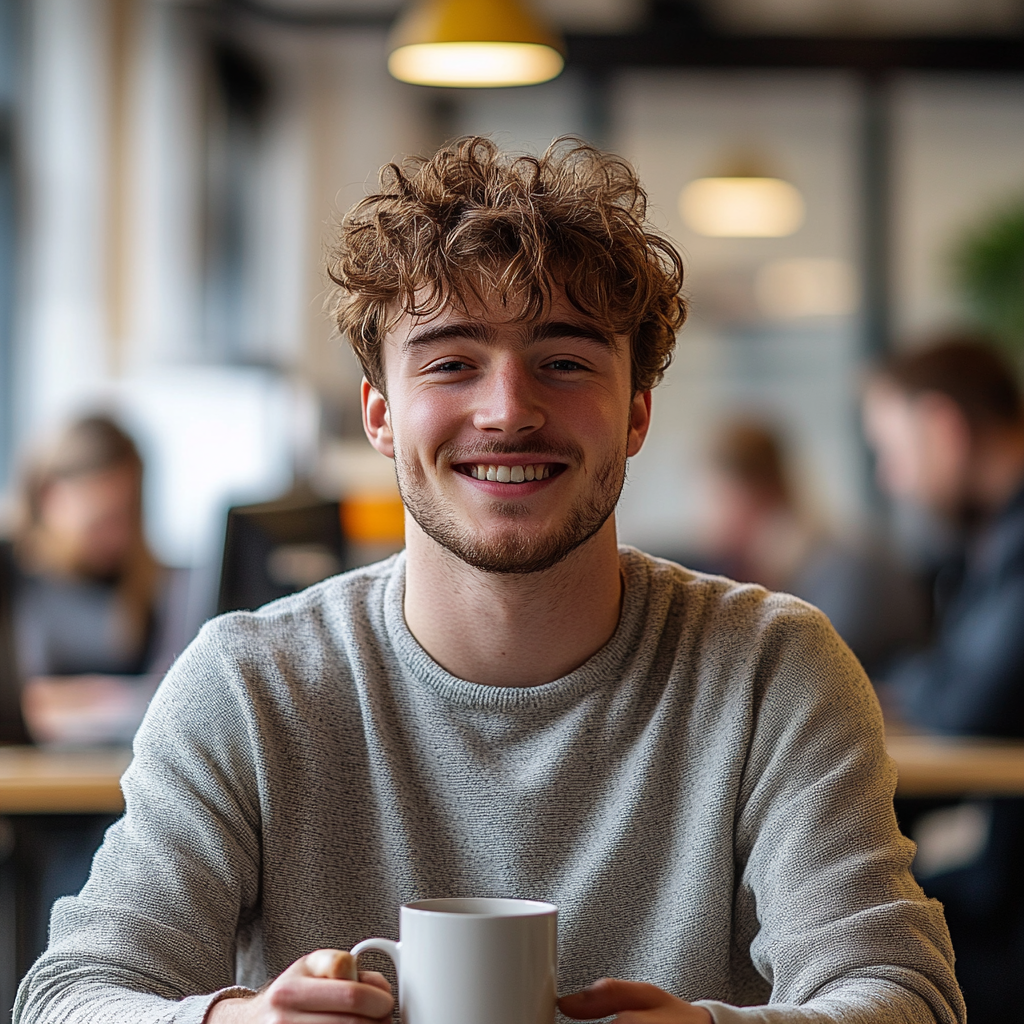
[352,937,401,976]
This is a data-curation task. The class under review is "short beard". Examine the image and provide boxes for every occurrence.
[394,437,627,575]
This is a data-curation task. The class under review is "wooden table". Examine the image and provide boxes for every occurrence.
[0,735,1023,815]
[888,732,1024,797]
[0,746,132,814]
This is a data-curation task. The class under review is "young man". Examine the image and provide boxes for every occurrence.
[863,336,1024,1021]
[16,139,962,1024]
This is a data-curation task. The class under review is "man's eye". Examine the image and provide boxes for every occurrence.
[546,359,586,372]
[430,360,472,373]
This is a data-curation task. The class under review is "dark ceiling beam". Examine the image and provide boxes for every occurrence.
[216,0,393,29]
[213,3,1024,74]
[564,32,1024,73]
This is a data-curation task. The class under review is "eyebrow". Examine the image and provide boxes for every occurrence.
[403,322,492,350]
[530,321,614,347]
[403,320,614,351]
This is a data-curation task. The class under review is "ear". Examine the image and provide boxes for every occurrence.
[626,390,653,458]
[362,379,394,459]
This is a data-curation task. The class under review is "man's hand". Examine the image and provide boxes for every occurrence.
[205,949,394,1023]
[559,978,713,1024]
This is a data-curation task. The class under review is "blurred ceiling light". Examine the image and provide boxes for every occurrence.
[680,177,805,238]
[388,0,565,88]
[755,258,859,319]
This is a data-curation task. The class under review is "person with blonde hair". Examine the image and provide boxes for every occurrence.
[3,414,203,971]
[9,414,194,744]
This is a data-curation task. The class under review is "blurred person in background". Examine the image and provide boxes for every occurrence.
[863,335,1024,1021]
[696,418,927,678]
[1,413,204,968]
[8,414,198,744]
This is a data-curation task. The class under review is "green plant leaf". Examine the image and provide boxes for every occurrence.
[952,199,1024,354]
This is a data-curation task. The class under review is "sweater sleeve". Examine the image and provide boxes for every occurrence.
[707,598,965,1024]
[13,617,265,1024]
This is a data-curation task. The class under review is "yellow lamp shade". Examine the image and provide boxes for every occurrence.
[388,0,565,88]
[680,177,805,238]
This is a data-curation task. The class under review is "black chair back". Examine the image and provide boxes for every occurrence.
[0,542,31,744]
[217,496,346,614]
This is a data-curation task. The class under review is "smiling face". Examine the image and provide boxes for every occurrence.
[362,288,651,575]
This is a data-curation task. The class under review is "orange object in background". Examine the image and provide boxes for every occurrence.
[341,494,406,544]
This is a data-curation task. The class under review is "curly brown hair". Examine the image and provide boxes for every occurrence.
[327,136,687,395]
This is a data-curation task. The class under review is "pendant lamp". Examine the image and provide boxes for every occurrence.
[388,0,565,88]
[679,155,805,239]
[680,176,805,238]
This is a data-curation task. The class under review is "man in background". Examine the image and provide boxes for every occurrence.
[863,335,1024,1021]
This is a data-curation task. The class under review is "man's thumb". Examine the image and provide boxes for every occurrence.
[303,949,358,981]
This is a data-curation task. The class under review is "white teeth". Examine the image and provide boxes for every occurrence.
[465,463,554,483]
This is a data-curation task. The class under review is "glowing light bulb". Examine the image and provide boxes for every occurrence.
[388,41,563,88]
[388,0,564,89]
[680,177,805,238]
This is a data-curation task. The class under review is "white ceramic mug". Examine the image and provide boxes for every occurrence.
[352,897,557,1024]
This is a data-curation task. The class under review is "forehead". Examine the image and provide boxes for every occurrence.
[48,463,138,494]
[866,378,911,413]
[385,285,620,350]
[864,381,931,453]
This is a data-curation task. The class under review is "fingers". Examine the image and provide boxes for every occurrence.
[265,976,394,1019]
[301,952,392,994]
[266,951,394,1019]
[357,971,392,994]
[303,950,358,981]
[559,978,675,1019]
[265,1016,389,1024]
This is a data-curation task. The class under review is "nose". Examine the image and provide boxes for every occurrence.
[472,357,545,436]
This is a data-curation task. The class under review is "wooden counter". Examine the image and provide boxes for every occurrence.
[888,732,1024,797]
[1,735,1023,815]
[0,746,131,813]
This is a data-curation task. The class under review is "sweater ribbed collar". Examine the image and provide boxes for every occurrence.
[383,546,655,711]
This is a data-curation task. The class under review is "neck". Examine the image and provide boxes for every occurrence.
[402,517,624,687]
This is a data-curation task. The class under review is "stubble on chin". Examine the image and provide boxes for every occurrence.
[393,440,627,575]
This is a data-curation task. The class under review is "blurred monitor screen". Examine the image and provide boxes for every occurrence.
[217,497,346,615]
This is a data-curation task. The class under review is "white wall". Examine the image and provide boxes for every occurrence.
[454,70,591,152]
[611,71,867,553]
[17,0,111,437]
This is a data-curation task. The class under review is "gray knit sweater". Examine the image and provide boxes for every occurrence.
[15,549,964,1024]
